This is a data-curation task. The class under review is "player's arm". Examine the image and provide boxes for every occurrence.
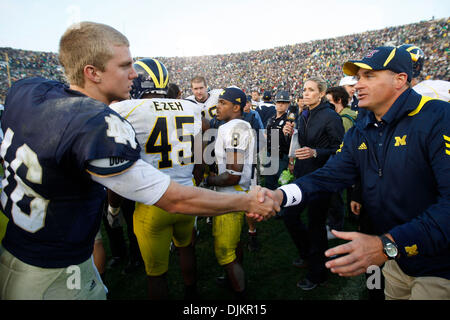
[206,151,243,187]
[90,159,279,219]
[105,189,125,228]
[155,180,271,217]
[192,164,205,186]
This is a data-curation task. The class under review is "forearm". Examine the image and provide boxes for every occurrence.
[156,181,250,216]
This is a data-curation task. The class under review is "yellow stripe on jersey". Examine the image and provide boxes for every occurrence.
[124,100,146,119]
[408,96,434,116]
[445,135,450,156]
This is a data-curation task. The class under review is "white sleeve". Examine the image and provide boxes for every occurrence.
[278,183,303,207]
[223,123,251,152]
[91,158,171,206]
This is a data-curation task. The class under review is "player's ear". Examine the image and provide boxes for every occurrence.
[233,104,241,113]
[84,65,101,84]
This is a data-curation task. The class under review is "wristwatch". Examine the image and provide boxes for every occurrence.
[379,235,399,260]
[312,149,317,158]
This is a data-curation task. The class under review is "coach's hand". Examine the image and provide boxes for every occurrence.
[246,186,281,221]
[324,230,387,277]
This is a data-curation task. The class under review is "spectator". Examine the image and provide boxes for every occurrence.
[325,86,357,239]
[264,90,291,190]
[167,83,182,99]
[256,90,276,128]
[2,18,448,105]
[250,87,262,110]
[339,76,359,111]
[326,86,357,133]
[282,77,344,290]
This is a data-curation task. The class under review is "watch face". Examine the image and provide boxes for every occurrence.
[385,243,398,258]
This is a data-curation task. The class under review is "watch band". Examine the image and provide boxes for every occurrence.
[379,234,399,260]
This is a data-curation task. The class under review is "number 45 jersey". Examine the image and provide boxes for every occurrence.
[110,98,202,186]
[0,78,141,268]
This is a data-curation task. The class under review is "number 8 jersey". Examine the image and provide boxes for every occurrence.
[110,98,202,186]
[214,119,256,194]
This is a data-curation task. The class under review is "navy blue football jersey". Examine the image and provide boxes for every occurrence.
[0,78,140,268]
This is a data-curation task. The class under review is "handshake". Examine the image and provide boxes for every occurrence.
[245,186,284,221]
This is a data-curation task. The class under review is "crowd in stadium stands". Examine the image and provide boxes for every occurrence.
[0,18,448,104]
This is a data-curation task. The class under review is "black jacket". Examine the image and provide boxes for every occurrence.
[266,112,290,156]
[287,101,344,178]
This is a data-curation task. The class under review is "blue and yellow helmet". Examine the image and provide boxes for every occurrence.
[131,58,169,99]
[398,44,425,78]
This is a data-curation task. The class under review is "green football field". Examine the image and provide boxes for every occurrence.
[101,210,368,300]
[0,204,367,300]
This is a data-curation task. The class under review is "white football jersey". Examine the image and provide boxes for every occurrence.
[214,119,255,194]
[251,100,262,110]
[110,98,202,186]
[186,88,222,121]
[413,80,450,102]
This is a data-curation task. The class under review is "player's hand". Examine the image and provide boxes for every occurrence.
[350,201,362,215]
[324,230,387,277]
[198,175,215,190]
[107,205,124,228]
[283,122,294,136]
[246,186,281,221]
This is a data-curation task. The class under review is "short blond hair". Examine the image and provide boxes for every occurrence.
[58,21,129,87]
[190,76,207,88]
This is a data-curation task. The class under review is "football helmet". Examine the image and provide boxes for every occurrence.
[131,58,169,98]
[398,44,425,78]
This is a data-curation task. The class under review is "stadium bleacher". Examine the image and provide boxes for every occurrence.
[0,17,448,104]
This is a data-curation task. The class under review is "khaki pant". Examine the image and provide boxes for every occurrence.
[383,260,450,300]
[0,246,107,300]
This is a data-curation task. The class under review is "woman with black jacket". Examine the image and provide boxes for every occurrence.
[282,77,344,290]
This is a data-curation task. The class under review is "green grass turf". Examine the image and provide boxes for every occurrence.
[101,209,368,300]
